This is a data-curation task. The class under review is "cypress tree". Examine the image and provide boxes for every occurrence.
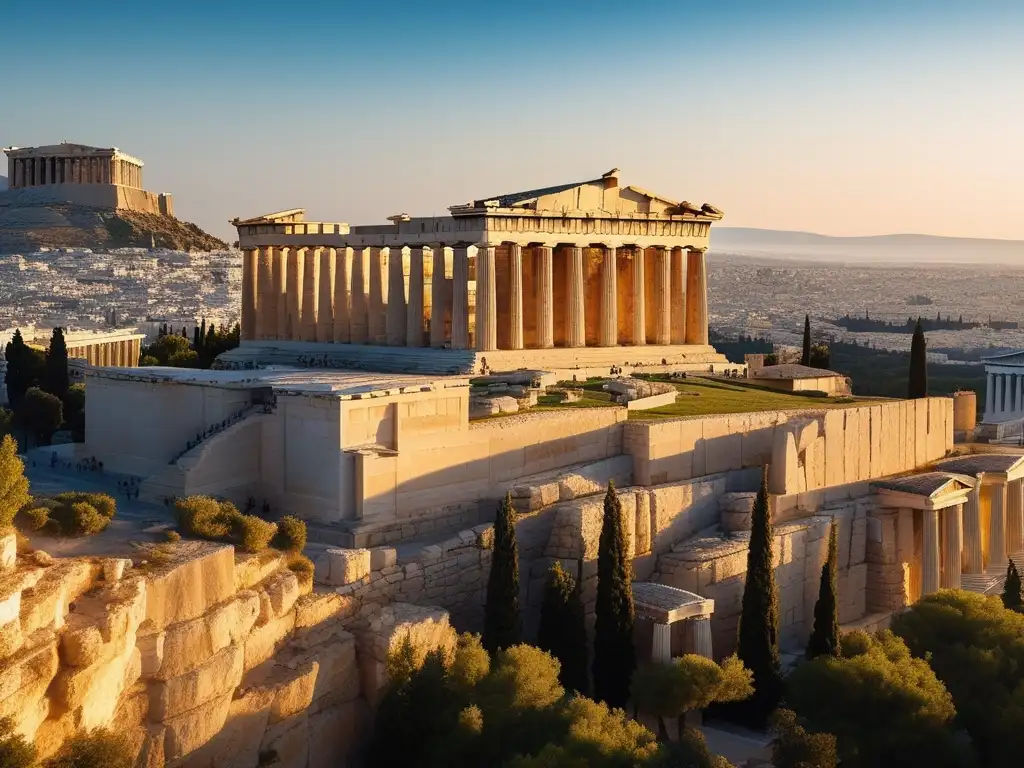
[592,481,636,710]
[536,560,589,695]
[4,330,30,409]
[735,466,782,726]
[801,315,812,366]
[1002,559,1022,612]
[908,319,928,399]
[806,522,840,659]
[44,327,69,400]
[483,492,520,653]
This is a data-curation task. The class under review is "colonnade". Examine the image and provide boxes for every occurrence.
[240,242,709,352]
[984,369,1024,422]
[68,338,142,368]
[8,155,141,189]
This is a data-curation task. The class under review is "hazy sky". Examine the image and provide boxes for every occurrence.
[3,0,1023,242]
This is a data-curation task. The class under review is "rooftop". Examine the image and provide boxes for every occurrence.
[935,453,1024,477]
[751,364,845,380]
[632,582,714,623]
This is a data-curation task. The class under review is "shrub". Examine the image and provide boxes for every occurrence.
[234,514,277,553]
[18,506,51,531]
[0,715,37,767]
[54,492,116,520]
[175,496,239,539]
[43,728,134,768]
[19,493,116,537]
[287,553,314,576]
[165,529,181,543]
[0,435,30,530]
[273,515,307,552]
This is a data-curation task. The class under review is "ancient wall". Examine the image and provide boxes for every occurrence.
[0,184,171,215]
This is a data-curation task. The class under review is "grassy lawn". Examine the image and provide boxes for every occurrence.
[629,376,864,419]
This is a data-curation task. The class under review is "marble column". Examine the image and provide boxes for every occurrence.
[995,376,1004,419]
[430,246,448,347]
[1005,374,1014,414]
[241,248,258,341]
[941,503,963,589]
[368,248,387,344]
[652,623,671,664]
[922,508,941,596]
[536,246,554,349]
[299,248,319,342]
[274,248,289,340]
[655,246,672,345]
[451,246,470,349]
[350,248,371,344]
[685,249,709,345]
[566,246,586,348]
[1008,478,1024,555]
[286,249,304,341]
[508,244,524,350]
[256,246,275,340]
[14,159,23,188]
[600,246,617,347]
[318,248,335,343]
[962,483,984,574]
[693,616,713,659]
[475,245,497,352]
[333,247,352,343]
[632,246,645,346]
[986,373,994,420]
[34,158,42,186]
[407,248,426,347]
[670,247,686,344]
[992,481,1008,567]
[386,247,408,346]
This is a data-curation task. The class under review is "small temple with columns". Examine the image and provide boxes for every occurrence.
[227,169,732,374]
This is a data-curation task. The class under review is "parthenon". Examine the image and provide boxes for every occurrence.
[230,169,731,373]
[4,142,144,189]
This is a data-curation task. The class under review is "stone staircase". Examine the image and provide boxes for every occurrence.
[960,550,1024,595]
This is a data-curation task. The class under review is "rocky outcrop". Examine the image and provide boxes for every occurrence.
[0,202,226,253]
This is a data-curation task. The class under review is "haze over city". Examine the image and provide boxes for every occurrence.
[3,0,1024,243]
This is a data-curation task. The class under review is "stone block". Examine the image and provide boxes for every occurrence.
[369,547,398,571]
[53,634,139,731]
[102,558,131,583]
[326,549,371,586]
[294,592,346,630]
[823,409,845,488]
[557,456,633,501]
[169,685,275,768]
[259,570,301,625]
[308,699,366,768]
[162,690,233,761]
[150,642,242,722]
[769,429,799,495]
[244,611,296,672]
[634,490,652,555]
[234,550,286,591]
[267,659,320,725]
[158,589,260,680]
[20,559,101,635]
[259,711,309,768]
[145,542,236,632]
[0,534,16,572]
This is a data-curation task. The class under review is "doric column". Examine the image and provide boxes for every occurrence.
[368,248,387,344]
[318,247,335,343]
[536,245,554,349]
[600,246,617,347]
[632,246,645,346]
[299,247,319,342]
[566,246,586,348]
[985,373,994,420]
[941,503,963,589]
[13,159,22,188]
[350,248,371,344]
[670,247,686,344]
[1005,374,1014,414]
[34,158,42,186]
[922,508,941,596]
[992,481,1008,567]
[286,248,304,341]
[995,375,1004,418]
[693,616,713,659]
[386,247,408,346]
[241,248,258,341]
[274,247,289,340]
[1008,478,1024,555]
[475,244,497,352]
[508,244,524,350]
[430,246,448,347]
[963,482,984,574]
[333,247,352,343]
[256,246,275,340]
[652,623,671,664]
[655,246,671,345]
[407,247,426,347]
[685,248,709,345]
[451,246,470,349]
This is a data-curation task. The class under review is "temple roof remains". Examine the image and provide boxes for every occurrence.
[751,364,845,380]
[632,582,713,623]
[935,453,1024,477]
[871,471,973,499]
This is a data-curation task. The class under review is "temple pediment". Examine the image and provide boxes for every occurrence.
[234,209,307,225]
[982,350,1024,366]
[872,471,974,509]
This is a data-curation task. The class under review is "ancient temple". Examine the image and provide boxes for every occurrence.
[228,169,732,374]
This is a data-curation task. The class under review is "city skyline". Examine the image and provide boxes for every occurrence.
[2,0,1023,242]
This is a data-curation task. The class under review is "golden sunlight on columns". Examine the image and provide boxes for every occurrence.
[300,247,320,342]
[318,247,335,343]
[941,504,963,590]
[566,246,586,348]
[670,247,686,344]
[693,616,713,659]
[922,508,941,596]
[430,247,448,347]
[685,249,709,345]
[632,247,645,346]
[386,247,408,346]
[451,246,470,349]
[991,481,1008,566]
[333,247,352,343]
[368,248,387,345]
[652,624,671,664]
[288,249,305,341]
[407,248,426,347]
[1007,478,1024,555]
[256,247,274,340]
[475,244,497,352]
[600,246,617,347]
[240,249,257,340]
[962,483,984,574]
[350,248,371,344]
[536,246,554,349]
[275,247,289,340]
[508,244,524,350]
[655,246,671,345]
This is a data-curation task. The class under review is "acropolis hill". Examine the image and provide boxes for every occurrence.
[0,143,226,253]
[3,169,1020,767]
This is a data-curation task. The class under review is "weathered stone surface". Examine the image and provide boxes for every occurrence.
[308,699,366,768]
[102,558,131,583]
[267,659,320,724]
[0,633,58,738]
[259,711,309,768]
[158,589,260,680]
[0,535,15,572]
[294,592,345,630]
[173,685,275,768]
[150,642,244,721]
[259,569,301,625]
[369,547,398,571]
[244,610,296,672]
[234,550,286,591]
[145,542,236,632]
[162,690,233,761]
[20,559,100,635]
[326,549,371,586]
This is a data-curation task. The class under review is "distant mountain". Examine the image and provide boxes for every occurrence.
[709,227,1024,265]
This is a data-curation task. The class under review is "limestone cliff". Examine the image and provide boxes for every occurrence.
[0,201,226,253]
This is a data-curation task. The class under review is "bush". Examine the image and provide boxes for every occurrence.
[287,553,314,576]
[17,493,116,537]
[234,514,277,553]
[175,496,239,539]
[66,503,108,536]
[273,515,307,552]
[18,506,51,531]
[0,715,37,767]
[54,492,116,521]
[43,728,134,768]
[165,529,181,543]
[0,435,30,530]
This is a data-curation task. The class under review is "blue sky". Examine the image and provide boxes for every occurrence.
[3,0,1023,241]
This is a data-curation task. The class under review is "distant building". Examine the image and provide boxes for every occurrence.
[978,350,1024,441]
[749,363,851,396]
[1,142,172,216]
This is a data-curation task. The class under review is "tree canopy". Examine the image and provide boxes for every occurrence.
[483,493,521,654]
[0,436,30,530]
[536,560,589,695]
